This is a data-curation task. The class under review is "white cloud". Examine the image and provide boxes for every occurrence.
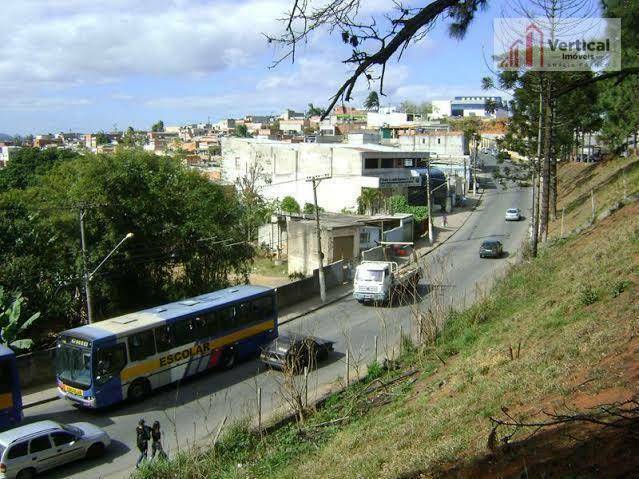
[0,0,290,92]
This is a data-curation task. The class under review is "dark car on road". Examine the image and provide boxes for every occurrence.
[260,333,334,372]
[479,240,504,258]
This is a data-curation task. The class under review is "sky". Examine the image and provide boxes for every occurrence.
[0,0,508,135]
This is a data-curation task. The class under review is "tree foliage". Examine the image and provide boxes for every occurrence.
[234,124,250,138]
[151,120,165,132]
[303,202,325,215]
[0,149,253,333]
[0,148,77,192]
[281,195,301,213]
[0,287,41,352]
[306,103,326,118]
[400,100,432,116]
[388,195,429,222]
[95,131,110,145]
[363,92,380,111]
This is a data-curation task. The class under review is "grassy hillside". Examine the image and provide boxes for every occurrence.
[135,157,639,479]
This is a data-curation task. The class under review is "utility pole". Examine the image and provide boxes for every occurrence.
[79,207,93,324]
[426,162,433,244]
[472,133,479,196]
[307,174,331,302]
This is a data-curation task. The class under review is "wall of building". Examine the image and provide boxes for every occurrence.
[16,347,56,391]
[430,100,452,119]
[276,260,346,309]
[287,220,361,276]
[398,133,466,156]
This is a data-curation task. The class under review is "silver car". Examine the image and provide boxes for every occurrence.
[505,208,521,221]
[0,420,110,479]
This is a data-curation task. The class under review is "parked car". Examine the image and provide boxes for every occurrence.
[0,420,110,479]
[505,208,522,221]
[479,240,504,258]
[260,333,334,372]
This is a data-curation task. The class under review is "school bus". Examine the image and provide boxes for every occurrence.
[55,286,277,408]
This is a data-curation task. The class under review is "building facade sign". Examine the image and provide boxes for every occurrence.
[378,176,422,188]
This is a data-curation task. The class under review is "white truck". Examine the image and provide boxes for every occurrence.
[353,261,422,304]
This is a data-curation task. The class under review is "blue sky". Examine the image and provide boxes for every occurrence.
[0,0,507,135]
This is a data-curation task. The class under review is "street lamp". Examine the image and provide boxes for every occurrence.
[82,232,134,324]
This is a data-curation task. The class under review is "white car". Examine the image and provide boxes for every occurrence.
[505,208,521,221]
[0,420,110,479]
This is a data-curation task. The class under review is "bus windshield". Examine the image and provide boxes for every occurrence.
[56,344,92,388]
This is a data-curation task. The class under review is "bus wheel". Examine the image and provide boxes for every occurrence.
[220,348,236,370]
[128,379,151,401]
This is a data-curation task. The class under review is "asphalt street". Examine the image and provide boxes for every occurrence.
[23,158,531,478]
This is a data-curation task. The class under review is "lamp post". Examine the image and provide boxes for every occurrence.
[81,229,134,324]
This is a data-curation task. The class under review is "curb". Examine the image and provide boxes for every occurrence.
[23,395,59,410]
[21,193,486,410]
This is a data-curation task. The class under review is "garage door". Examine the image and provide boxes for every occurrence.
[333,235,354,261]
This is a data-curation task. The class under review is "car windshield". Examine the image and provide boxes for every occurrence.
[56,343,92,388]
[356,269,384,282]
[507,209,518,213]
[61,423,84,437]
[482,242,498,248]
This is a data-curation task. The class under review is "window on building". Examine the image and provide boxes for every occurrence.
[360,232,370,244]
[403,159,414,167]
[364,158,378,169]
[381,158,394,168]
[421,138,426,144]
[437,138,441,144]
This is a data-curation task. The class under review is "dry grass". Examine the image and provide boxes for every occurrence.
[133,158,639,479]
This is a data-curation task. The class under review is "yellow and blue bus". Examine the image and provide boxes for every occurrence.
[55,285,277,408]
[0,345,22,429]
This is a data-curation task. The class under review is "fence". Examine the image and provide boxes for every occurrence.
[276,260,347,309]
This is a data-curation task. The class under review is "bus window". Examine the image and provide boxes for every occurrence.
[173,319,194,346]
[192,316,209,340]
[128,330,156,362]
[155,325,174,353]
[217,307,235,332]
[236,303,252,327]
[94,344,127,386]
[253,296,274,318]
[0,360,11,394]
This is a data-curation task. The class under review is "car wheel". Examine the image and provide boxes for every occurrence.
[220,348,236,370]
[16,468,36,479]
[86,442,105,459]
[128,379,151,401]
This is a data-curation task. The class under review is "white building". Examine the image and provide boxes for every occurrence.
[398,131,467,156]
[221,137,430,212]
[0,145,19,167]
[430,100,452,120]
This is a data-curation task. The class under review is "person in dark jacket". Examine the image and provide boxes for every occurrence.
[135,419,152,468]
[151,421,168,460]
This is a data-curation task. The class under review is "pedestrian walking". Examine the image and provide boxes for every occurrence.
[442,214,448,227]
[151,421,168,460]
[135,419,151,468]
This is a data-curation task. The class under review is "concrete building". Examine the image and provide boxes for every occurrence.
[430,100,452,120]
[280,119,310,135]
[398,131,467,156]
[221,137,431,213]
[0,145,19,167]
[259,212,415,276]
[451,96,509,118]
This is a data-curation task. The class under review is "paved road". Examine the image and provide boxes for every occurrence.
[24,159,531,479]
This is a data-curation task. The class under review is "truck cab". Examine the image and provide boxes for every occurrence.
[353,261,397,303]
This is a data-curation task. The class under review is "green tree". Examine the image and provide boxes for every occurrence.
[363,92,380,111]
[234,124,250,137]
[388,195,428,222]
[306,103,326,118]
[0,287,41,352]
[357,188,383,215]
[281,195,301,213]
[400,100,432,116]
[95,131,110,145]
[0,147,78,192]
[303,202,324,214]
[151,120,165,132]
[121,126,137,147]
[0,149,253,329]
